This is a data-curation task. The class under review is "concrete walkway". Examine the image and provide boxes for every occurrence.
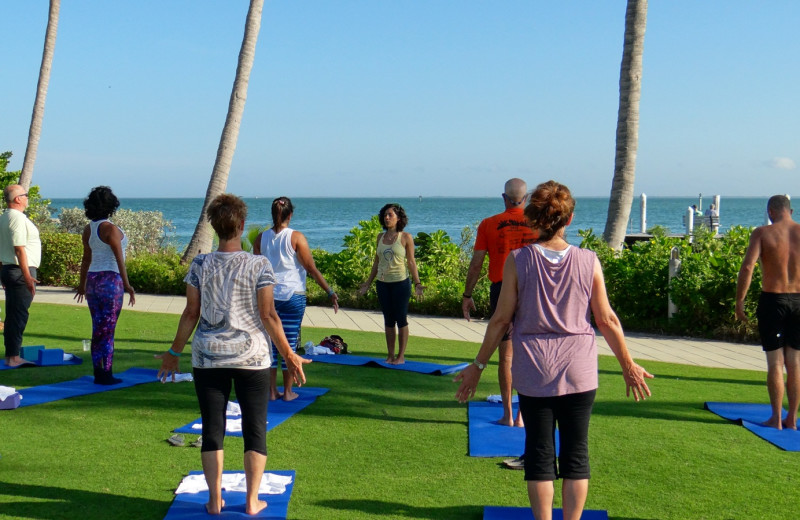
[18,286,767,372]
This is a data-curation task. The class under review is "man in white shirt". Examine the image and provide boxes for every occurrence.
[0,184,41,367]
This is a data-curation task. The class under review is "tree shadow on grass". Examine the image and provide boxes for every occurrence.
[0,481,168,520]
[314,498,482,519]
[592,399,728,425]
[598,368,764,387]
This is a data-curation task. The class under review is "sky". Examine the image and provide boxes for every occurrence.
[1,1,798,199]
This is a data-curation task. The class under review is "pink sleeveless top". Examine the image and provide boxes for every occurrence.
[510,245,599,397]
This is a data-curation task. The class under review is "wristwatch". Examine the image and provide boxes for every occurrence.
[473,358,486,370]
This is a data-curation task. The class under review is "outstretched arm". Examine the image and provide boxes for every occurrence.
[293,231,338,312]
[590,258,653,401]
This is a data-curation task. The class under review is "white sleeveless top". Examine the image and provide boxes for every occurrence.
[260,227,306,301]
[88,219,127,273]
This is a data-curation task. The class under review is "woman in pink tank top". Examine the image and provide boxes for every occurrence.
[456,180,653,520]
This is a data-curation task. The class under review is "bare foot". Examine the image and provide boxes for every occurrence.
[782,417,798,430]
[514,417,525,427]
[5,357,33,368]
[246,500,267,515]
[205,498,225,515]
[497,416,514,427]
[762,416,783,430]
[282,390,299,402]
[385,356,395,364]
[392,356,405,365]
[269,390,283,401]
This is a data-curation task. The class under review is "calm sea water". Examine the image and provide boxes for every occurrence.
[49,197,772,253]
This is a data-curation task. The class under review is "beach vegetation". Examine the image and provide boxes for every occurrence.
[37,232,82,287]
[126,251,188,295]
[0,150,52,228]
[56,207,174,256]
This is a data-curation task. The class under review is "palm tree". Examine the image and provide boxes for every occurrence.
[19,0,60,191]
[602,0,648,249]
[182,0,264,263]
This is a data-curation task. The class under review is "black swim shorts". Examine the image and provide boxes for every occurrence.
[757,292,800,351]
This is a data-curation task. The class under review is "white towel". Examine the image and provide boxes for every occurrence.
[191,417,265,433]
[170,373,194,383]
[175,472,292,495]
[0,386,18,401]
[63,353,74,361]
[304,345,335,356]
[226,401,241,416]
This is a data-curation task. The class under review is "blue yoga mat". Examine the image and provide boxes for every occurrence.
[484,506,608,519]
[17,367,159,407]
[469,401,523,457]
[164,470,294,519]
[705,402,800,451]
[174,387,329,436]
[302,353,468,375]
[0,352,83,371]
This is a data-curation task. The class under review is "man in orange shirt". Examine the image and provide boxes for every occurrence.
[462,178,537,428]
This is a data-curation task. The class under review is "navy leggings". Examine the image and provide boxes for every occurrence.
[193,368,270,455]
[376,278,411,328]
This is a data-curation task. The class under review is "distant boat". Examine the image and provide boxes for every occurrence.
[418,195,423,202]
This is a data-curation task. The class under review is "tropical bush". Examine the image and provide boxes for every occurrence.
[126,251,188,295]
[57,207,174,256]
[0,151,52,228]
[580,225,759,341]
[38,232,83,287]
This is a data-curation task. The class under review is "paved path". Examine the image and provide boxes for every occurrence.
[17,286,767,372]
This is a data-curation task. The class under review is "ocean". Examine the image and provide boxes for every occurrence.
[49,196,772,253]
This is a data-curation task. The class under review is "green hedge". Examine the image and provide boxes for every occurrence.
[126,252,188,296]
[39,232,83,287]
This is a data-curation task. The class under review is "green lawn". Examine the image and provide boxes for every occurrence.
[0,303,795,519]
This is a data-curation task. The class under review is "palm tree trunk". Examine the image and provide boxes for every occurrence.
[19,0,60,191]
[602,0,648,249]
[181,0,264,263]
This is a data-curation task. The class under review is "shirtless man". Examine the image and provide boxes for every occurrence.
[736,195,800,430]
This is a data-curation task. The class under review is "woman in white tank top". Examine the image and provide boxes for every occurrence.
[75,186,136,385]
[253,196,338,401]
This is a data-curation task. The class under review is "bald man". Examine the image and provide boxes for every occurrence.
[0,184,41,367]
[736,195,800,430]
[462,178,538,428]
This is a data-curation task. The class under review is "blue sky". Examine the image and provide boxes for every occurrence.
[1,1,798,199]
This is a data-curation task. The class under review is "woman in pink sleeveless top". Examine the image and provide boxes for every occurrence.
[456,180,653,520]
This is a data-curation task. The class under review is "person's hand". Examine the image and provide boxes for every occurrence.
[622,362,654,402]
[414,283,425,300]
[155,351,180,383]
[462,296,476,321]
[125,284,136,306]
[735,300,748,322]
[285,354,312,387]
[25,277,37,296]
[74,285,86,304]
[330,293,339,313]
[357,282,370,296]
[454,364,483,403]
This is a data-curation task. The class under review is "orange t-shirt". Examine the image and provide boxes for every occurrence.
[474,207,538,283]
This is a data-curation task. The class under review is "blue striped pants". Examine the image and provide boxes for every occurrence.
[271,293,306,370]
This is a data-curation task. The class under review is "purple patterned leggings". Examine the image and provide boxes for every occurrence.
[86,271,124,371]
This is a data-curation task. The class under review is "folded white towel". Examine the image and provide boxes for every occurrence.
[0,386,18,401]
[175,472,292,495]
[171,373,194,383]
[63,353,74,361]
[304,345,335,356]
[191,417,265,433]
[226,401,241,416]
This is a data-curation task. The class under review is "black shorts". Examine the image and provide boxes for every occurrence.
[518,390,596,481]
[488,281,511,342]
[757,292,800,351]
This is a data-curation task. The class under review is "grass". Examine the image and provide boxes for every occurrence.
[0,303,796,519]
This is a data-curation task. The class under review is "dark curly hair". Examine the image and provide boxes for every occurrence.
[206,194,248,240]
[524,180,575,241]
[83,186,120,221]
[271,196,294,229]
[378,203,408,232]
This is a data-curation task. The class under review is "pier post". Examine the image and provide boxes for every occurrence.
[668,247,680,318]
[640,193,647,233]
[685,207,694,243]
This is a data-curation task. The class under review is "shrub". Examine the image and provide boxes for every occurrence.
[126,252,188,296]
[39,232,83,287]
[57,207,174,256]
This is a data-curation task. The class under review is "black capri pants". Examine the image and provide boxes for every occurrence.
[518,389,596,481]
[376,278,411,328]
[193,367,270,455]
